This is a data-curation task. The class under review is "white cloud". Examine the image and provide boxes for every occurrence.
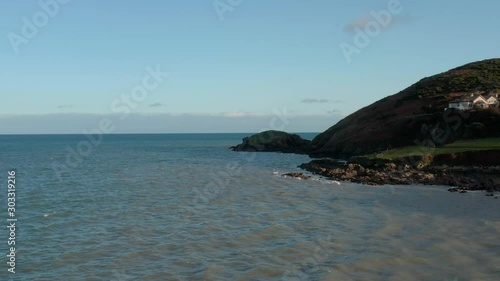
[302,98,331,104]
[149,102,167,108]
[57,105,74,109]
[327,109,341,114]
[222,112,267,118]
[344,13,414,34]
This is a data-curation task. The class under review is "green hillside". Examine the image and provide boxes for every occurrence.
[310,59,500,158]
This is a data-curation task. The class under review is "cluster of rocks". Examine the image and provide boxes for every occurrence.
[281,172,311,180]
[299,159,500,193]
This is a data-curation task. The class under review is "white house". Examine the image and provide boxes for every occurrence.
[448,98,473,110]
[485,93,499,108]
[473,95,489,109]
[448,93,498,110]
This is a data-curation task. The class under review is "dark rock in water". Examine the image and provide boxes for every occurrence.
[282,172,311,180]
[486,193,495,197]
[230,130,311,154]
[448,187,468,193]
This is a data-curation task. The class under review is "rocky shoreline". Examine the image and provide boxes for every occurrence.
[232,131,500,193]
[298,159,500,194]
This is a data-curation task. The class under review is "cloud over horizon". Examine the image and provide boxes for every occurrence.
[327,109,341,114]
[301,98,343,104]
[301,98,330,104]
[344,12,414,34]
[57,105,75,109]
[149,102,167,108]
[0,112,342,134]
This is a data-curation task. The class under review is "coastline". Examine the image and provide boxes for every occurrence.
[230,131,500,193]
[299,158,500,193]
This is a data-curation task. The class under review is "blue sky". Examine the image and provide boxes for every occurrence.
[1,0,499,133]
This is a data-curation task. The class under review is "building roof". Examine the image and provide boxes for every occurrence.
[449,98,473,103]
[449,94,493,104]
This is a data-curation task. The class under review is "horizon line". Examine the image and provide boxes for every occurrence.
[0,131,322,136]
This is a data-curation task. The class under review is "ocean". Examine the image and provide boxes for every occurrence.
[0,133,499,281]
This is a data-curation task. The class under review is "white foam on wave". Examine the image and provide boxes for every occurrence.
[43,212,56,218]
[310,177,342,186]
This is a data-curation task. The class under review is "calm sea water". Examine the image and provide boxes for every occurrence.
[0,133,499,281]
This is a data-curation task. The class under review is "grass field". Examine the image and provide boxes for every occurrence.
[366,138,500,160]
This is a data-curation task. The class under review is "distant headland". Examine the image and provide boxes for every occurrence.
[231,59,500,193]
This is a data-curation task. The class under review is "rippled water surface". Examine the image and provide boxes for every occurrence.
[0,134,499,281]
